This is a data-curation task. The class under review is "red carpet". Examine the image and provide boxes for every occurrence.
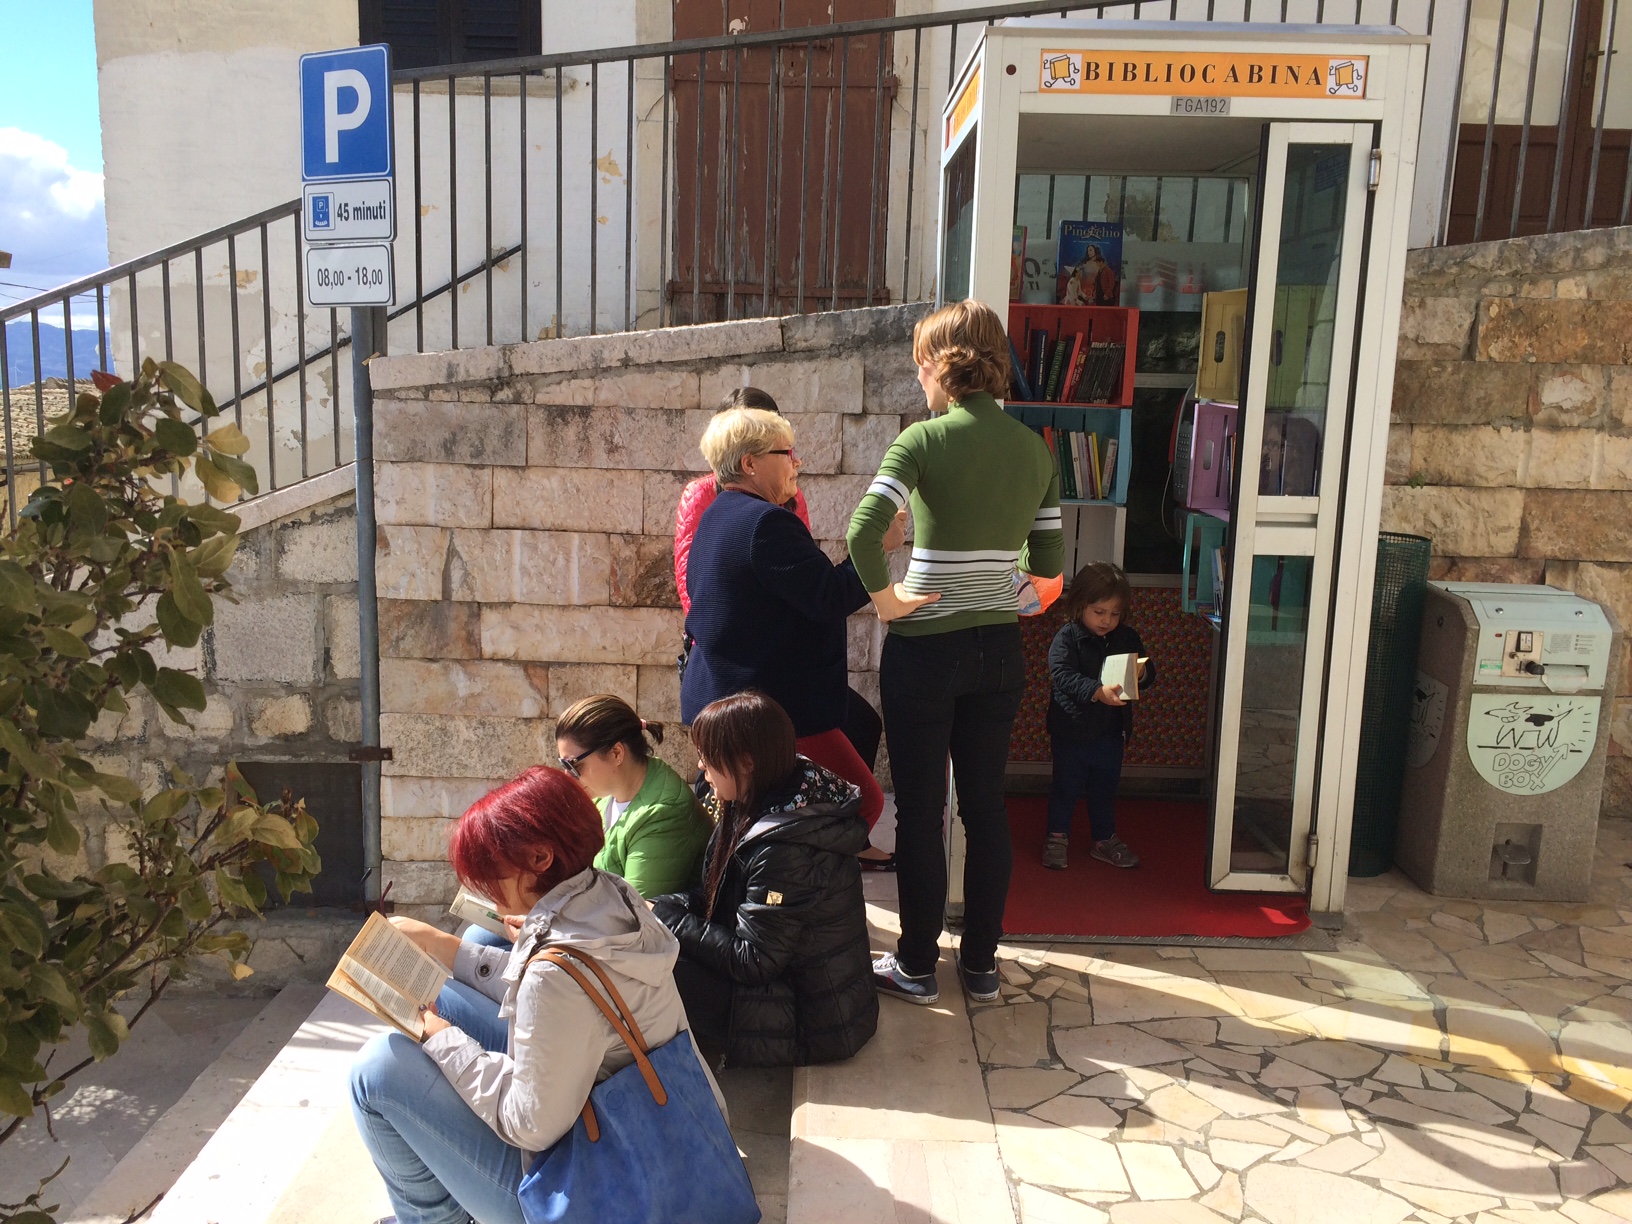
[1003,796,1311,939]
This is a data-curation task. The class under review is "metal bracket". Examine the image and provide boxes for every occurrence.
[1307,833,1319,872]
[348,746,395,763]
[1369,149,1382,191]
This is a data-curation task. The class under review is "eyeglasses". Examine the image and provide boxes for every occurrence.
[557,747,596,777]
[762,448,796,459]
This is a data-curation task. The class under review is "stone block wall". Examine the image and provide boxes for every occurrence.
[1383,225,1632,813]
[368,304,930,915]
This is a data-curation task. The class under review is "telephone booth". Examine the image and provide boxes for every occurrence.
[939,21,1427,924]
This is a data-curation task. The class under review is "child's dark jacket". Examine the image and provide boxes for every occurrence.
[1046,620,1156,742]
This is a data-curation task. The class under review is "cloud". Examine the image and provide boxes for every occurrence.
[0,127,108,287]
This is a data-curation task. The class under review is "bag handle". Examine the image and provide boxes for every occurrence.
[527,947,669,1111]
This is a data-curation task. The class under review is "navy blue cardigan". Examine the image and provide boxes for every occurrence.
[681,489,869,736]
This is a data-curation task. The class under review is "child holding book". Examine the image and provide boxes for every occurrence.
[1043,562,1155,871]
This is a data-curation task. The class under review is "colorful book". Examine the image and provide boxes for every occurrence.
[1101,437,1119,499]
[1057,221,1124,306]
[1027,329,1052,400]
[1087,432,1103,500]
[1043,339,1070,402]
[1073,432,1093,500]
[1008,335,1035,401]
[1061,334,1091,403]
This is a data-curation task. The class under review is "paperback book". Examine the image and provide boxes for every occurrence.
[1100,652,1149,700]
[327,911,450,1040]
[450,886,509,938]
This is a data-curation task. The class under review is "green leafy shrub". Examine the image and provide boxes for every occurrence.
[0,361,321,1223]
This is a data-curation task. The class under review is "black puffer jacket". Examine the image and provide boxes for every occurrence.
[650,761,878,1069]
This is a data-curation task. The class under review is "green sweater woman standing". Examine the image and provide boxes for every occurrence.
[555,695,711,898]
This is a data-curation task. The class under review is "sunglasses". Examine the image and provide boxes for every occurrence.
[557,747,597,777]
[762,448,796,459]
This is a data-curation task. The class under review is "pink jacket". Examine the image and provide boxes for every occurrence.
[673,475,812,615]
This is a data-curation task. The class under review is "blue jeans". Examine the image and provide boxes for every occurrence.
[350,949,526,1224]
[1047,733,1124,842]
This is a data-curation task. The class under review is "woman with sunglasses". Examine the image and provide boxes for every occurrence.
[680,406,909,853]
[554,693,711,899]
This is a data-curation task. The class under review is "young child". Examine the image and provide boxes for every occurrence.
[1043,562,1155,871]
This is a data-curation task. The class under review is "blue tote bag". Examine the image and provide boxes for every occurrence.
[517,947,760,1224]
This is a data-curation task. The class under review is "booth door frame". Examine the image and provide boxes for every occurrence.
[1207,121,1376,895]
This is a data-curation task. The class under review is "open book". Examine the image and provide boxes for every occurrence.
[450,886,509,938]
[1100,653,1149,700]
[326,911,450,1040]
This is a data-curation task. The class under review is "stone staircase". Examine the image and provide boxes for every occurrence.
[58,878,1015,1224]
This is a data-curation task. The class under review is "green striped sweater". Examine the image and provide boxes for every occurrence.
[846,392,1063,636]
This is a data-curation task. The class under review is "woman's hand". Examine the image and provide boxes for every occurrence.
[870,583,941,623]
[881,509,909,552]
[502,914,525,940]
[389,914,462,969]
[1094,684,1129,707]
[418,1000,453,1041]
[1136,658,1148,681]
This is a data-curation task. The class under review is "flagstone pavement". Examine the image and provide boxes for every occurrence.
[964,815,1632,1224]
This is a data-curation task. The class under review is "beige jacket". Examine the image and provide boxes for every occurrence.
[422,867,724,1155]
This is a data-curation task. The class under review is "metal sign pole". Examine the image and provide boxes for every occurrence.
[351,304,386,903]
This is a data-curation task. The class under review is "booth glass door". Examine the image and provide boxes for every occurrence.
[1209,123,1373,893]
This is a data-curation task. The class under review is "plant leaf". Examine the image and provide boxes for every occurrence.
[154,591,203,648]
[41,626,91,659]
[168,550,213,626]
[186,504,242,535]
[31,686,98,740]
[252,813,303,850]
[29,963,77,1012]
[204,422,251,456]
[85,1009,129,1060]
[40,423,92,452]
[0,1073,33,1118]
[192,456,242,503]
[149,667,206,712]
[157,361,216,415]
[0,718,55,777]
[188,533,238,579]
[92,771,143,805]
[153,416,198,456]
[142,789,192,825]
[0,561,38,613]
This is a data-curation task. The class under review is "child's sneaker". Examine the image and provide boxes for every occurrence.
[1042,833,1069,870]
[1091,835,1139,868]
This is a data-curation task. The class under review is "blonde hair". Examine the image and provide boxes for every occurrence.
[699,407,794,484]
[912,299,1011,401]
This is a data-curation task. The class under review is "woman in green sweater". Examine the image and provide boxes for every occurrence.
[555,694,711,898]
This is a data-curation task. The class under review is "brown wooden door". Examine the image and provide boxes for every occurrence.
[669,0,896,323]
[1448,0,1632,243]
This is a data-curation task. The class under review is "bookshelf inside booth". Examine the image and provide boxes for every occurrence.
[1004,402,1132,506]
[1007,303,1138,409]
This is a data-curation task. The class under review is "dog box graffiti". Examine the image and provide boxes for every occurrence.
[1466,693,1600,795]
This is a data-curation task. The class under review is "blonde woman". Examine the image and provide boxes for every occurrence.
[847,299,1064,1006]
[681,406,906,843]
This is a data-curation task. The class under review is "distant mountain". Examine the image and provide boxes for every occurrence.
[5,321,110,386]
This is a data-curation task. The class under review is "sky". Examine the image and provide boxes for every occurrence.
[0,0,107,311]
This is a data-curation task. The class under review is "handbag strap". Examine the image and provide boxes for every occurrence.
[527,946,669,1109]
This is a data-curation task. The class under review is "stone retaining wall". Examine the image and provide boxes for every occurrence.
[1383,225,1632,813]
[367,303,931,918]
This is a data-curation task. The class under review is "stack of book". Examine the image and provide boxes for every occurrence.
[1041,425,1119,501]
[1010,328,1126,404]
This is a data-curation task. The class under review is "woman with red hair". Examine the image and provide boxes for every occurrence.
[349,766,722,1224]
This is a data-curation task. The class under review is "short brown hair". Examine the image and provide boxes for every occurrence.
[1062,562,1133,623]
[555,693,663,762]
[717,385,781,414]
[912,299,1010,401]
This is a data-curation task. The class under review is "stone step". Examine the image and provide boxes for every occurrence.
[785,889,1016,1224]
[69,982,328,1224]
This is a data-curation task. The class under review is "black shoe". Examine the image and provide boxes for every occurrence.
[873,954,939,1004]
[955,953,1000,1003]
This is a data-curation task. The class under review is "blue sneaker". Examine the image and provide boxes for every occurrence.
[873,954,939,1005]
[956,953,1001,1003]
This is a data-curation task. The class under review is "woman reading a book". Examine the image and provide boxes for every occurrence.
[650,690,878,1067]
[349,766,722,1224]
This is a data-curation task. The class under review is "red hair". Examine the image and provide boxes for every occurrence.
[448,766,605,901]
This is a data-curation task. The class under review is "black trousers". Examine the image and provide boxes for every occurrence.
[842,684,884,772]
[673,954,734,1056]
[879,623,1024,976]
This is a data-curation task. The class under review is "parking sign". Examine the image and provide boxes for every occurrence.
[300,45,393,182]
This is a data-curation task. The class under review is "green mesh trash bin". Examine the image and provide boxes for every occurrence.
[1349,532,1431,877]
